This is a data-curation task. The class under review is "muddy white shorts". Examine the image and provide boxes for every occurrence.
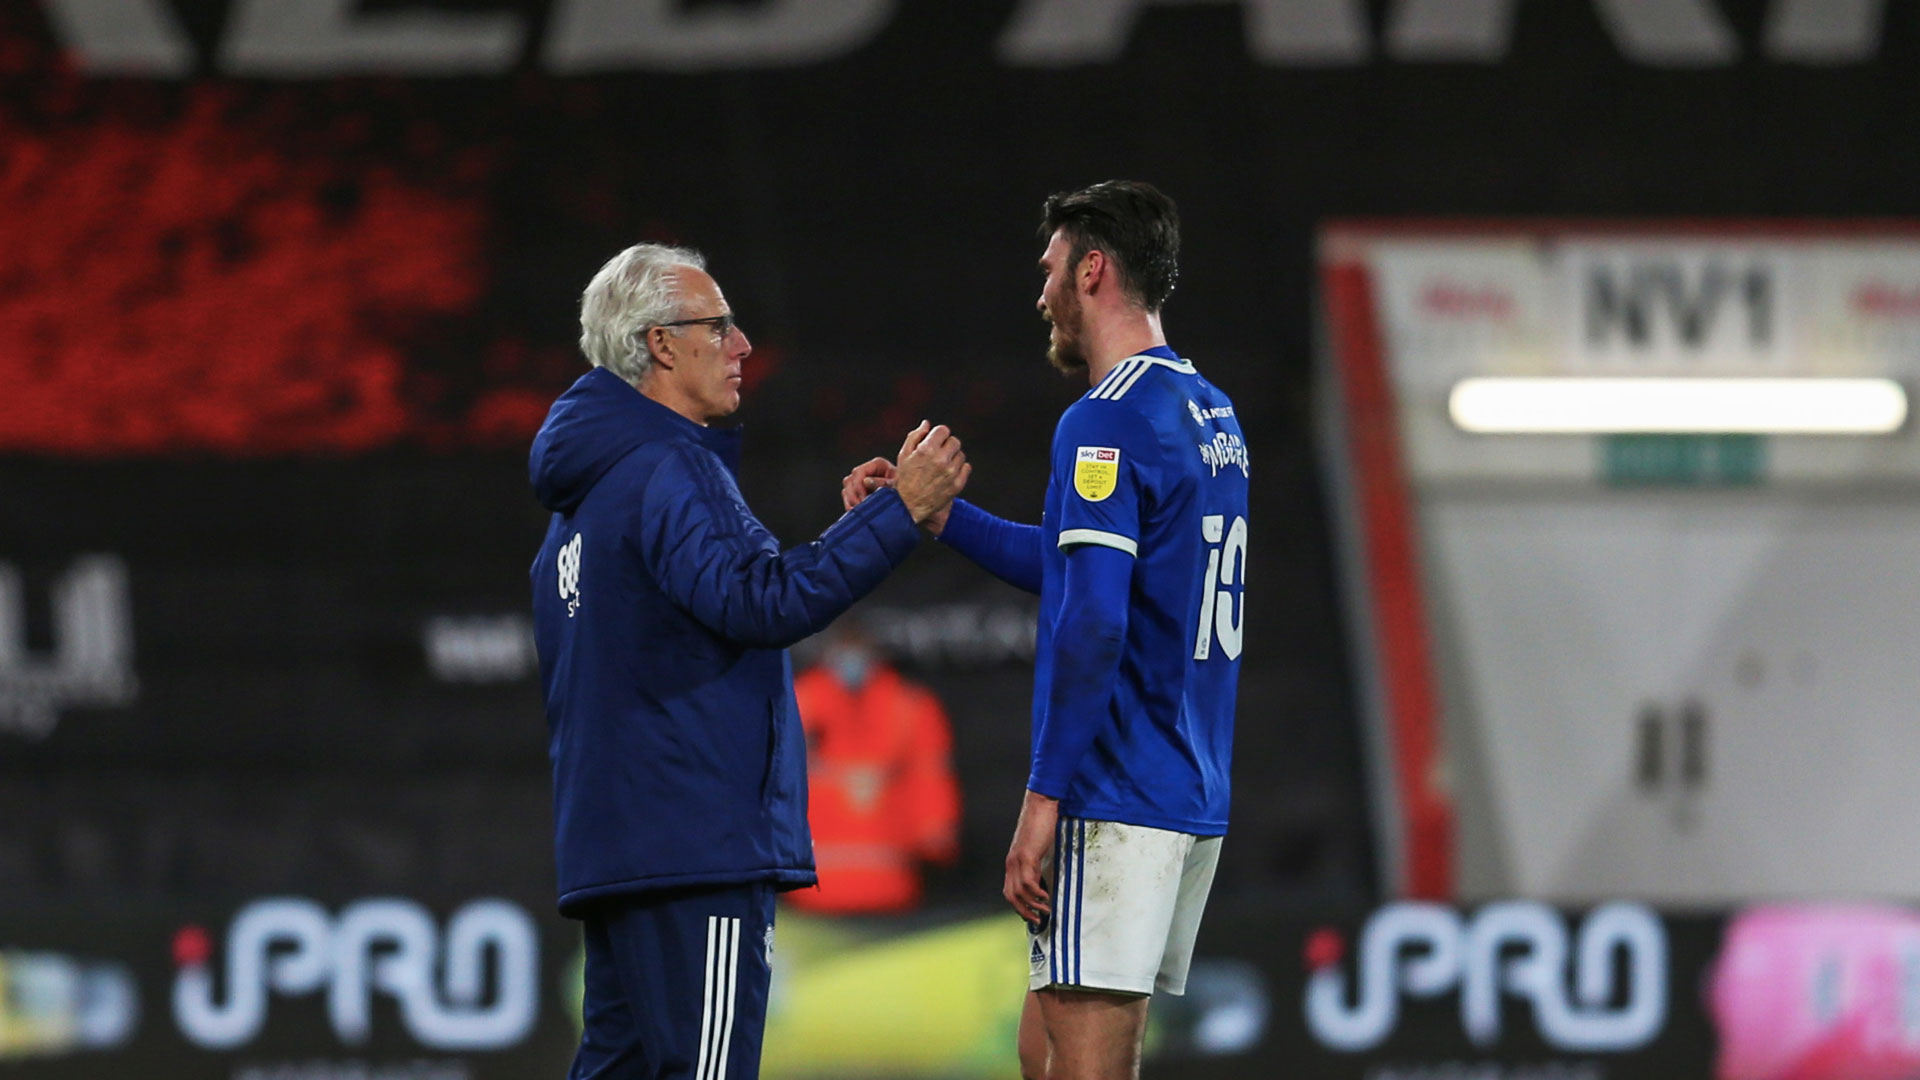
[1027,815,1222,996]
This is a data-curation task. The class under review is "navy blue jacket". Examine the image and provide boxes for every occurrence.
[529,368,922,915]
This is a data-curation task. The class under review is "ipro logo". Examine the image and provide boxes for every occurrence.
[1304,901,1667,1053]
[172,897,539,1051]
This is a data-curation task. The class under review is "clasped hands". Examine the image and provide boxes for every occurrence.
[843,421,968,531]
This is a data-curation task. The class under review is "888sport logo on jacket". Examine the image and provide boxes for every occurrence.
[557,533,583,617]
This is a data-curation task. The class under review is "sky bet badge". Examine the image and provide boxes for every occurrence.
[1074,446,1120,502]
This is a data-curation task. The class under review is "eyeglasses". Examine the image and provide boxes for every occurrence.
[657,313,738,340]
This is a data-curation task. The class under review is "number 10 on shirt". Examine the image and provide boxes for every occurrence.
[1194,515,1247,660]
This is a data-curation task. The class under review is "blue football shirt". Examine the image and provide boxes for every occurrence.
[1031,346,1249,836]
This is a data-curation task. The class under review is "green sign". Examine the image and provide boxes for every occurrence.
[1601,434,1767,486]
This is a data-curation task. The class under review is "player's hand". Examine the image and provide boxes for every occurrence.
[841,457,896,511]
[1004,789,1057,925]
[894,421,970,527]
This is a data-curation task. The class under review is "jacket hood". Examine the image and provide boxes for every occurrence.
[530,367,738,513]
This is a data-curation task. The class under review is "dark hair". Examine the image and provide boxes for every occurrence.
[1039,180,1180,312]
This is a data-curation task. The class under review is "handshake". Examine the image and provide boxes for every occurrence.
[841,421,969,534]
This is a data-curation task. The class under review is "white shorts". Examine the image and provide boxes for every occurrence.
[1027,815,1222,996]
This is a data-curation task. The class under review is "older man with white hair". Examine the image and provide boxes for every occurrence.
[529,243,968,1080]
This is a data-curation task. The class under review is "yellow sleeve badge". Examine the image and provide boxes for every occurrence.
[1073,446,1120,502]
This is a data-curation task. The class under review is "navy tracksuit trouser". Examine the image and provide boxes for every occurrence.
[569,883,777,1080]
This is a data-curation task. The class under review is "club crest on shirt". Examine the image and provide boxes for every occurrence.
[1073,446,1120,502]
[1187,399,1235,424]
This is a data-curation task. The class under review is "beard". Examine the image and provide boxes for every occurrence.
[1045,291,1088,375]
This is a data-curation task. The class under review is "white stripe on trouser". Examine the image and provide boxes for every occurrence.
[696,916,741,1080]
[1063,820,1074,984]
[1051,818,1063,983]
[1075,820,1084,981]
[715,918,741,1079]
[1051,818,1085,985]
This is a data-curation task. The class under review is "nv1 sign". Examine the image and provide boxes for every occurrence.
[1562,243,1787,373]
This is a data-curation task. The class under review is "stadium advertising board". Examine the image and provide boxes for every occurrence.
[171,898,539,1052]
[1303,902,1668,1055]
[0,897,577,1079]
[1242,899,1920,1080]
[1267,895,1920,1076]
[1279,901,1704,1080]
[6,898,1920,1078]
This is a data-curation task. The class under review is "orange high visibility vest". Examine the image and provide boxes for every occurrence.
[788,663,960,914]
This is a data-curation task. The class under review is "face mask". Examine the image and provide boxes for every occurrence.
[829,649,873,690]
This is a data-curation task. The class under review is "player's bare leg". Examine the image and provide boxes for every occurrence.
[1035,986,1149,1080]
[1018,989,1051,1080]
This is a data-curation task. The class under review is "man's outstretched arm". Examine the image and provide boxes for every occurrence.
[643,426,967,649]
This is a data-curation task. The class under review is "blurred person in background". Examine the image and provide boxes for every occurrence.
[529,242,969,1080]
[788,617,961,915]
[843,182,1247,1080]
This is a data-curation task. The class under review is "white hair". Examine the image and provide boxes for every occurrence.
[578,243,707,386]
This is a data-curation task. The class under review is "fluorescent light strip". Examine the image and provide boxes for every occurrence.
[1448,377,1908,435]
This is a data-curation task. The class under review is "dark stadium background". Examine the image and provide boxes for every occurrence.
[3,1,1917,1076]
